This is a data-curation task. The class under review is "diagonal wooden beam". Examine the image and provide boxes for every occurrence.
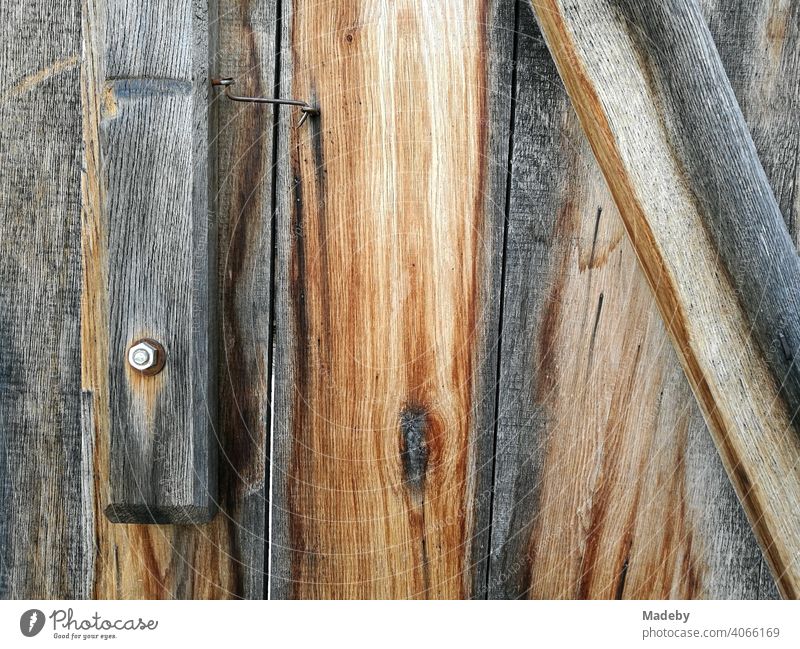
[529,0,800,597]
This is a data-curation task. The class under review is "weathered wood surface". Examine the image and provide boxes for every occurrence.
[488,0,793,599]
[100,0,217,523]
[2,0,797,600]
[81,0,271,596]
[702,0,800,596]
[0,0,89,597]
[703,0,800,248]
[528,0,800,597]
[212,0,282,599]
[270,0,514,598]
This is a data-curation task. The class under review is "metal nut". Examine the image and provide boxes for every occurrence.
[127,339,166,375]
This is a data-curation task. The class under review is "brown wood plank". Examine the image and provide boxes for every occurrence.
[0,0,89,598]
[270,0,514,598]
[528,0,800,597]
[81,0,267,597]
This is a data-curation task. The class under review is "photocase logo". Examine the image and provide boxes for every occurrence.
[20,609,45,637]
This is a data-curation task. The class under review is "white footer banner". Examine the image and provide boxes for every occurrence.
[1,600,797,648]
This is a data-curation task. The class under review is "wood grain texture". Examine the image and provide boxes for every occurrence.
[270,0,514,598]
[101,0,217,523]
[488,0,785,599]
[699,0,799,597]
[702,0,800,248]
[529,0,800,597]
[82,0,271,598]
[4,0,796,600]
[0,0,89,598]
[212,0,282,599]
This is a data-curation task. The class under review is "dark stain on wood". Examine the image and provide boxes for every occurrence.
[587,291,604,365]
[588,206,603,268]
[287,161,311,595]
[399,403,430,495]
[290,169,310,392]
[614,554,630,599]
[402,401,432,597]
[220,18,268,490]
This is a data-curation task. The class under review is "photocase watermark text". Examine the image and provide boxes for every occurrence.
[49,608,158,632]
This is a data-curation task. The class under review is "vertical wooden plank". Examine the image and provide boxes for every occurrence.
[472,0,517,597]
[83,0,263,598]
[100,0,217,523]
[213,0,282,599]
[0,0,89,597]
[270,0,513,598]
[488,0,792,598]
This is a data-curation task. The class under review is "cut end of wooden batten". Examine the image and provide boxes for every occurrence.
[104,502,217,525]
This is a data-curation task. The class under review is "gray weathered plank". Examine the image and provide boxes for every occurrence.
[701,0,800,246]
[212,0,282,598]
[529,0,800,597]
[104,0,193,80]
[101,0,217,523]
[695,0,798,599]
[472,0,518,598]
[0,0,89,597]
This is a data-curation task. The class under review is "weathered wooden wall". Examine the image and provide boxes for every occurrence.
[1,0,798,599]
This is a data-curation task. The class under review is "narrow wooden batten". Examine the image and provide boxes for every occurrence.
[100,0,217,524]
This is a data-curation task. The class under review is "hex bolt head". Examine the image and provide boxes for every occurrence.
[127,339,166,376]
